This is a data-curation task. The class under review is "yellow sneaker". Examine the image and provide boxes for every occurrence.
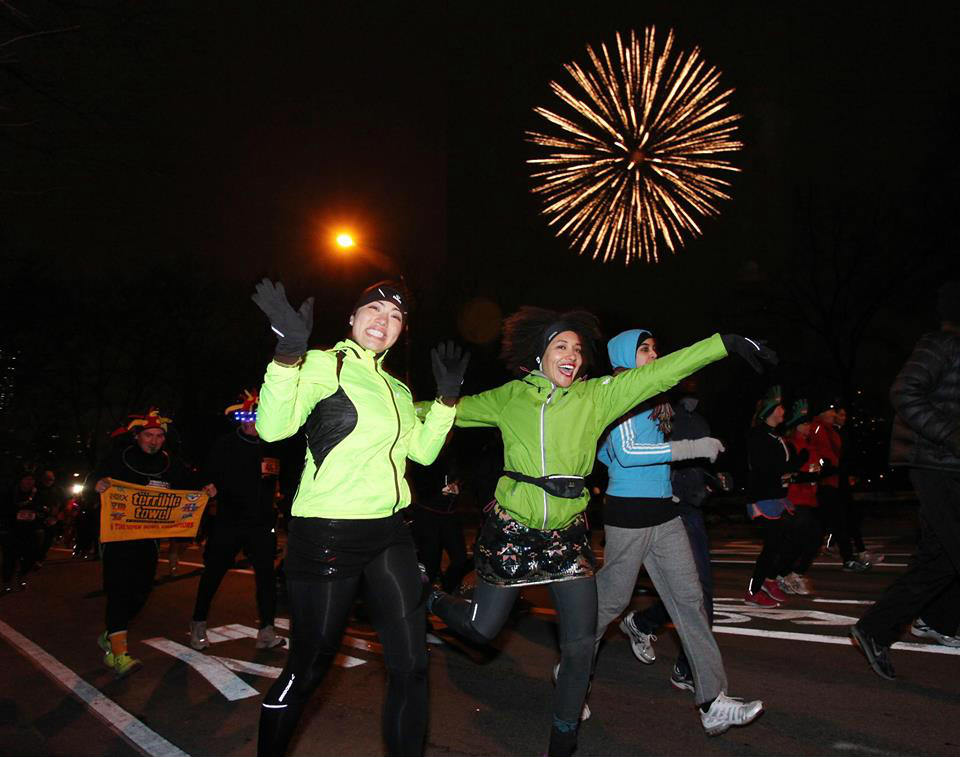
[112,653,142,678]
[98,632,114,668]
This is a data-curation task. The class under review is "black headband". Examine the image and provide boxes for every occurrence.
[353,283,408,318]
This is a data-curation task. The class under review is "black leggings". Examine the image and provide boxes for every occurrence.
[749,514,803,595]
[431,577,597,729]
[257,540,427,757]
[103,539,158,633]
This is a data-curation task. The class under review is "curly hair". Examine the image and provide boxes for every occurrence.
[500,306,602,377]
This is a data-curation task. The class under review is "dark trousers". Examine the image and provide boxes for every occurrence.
[2,526,39,583]
[258,538,428,757]
[791,506,824,574]
[633,505,714,677]
[103,539,158,633]
[859,469,960,646]
[75,509,100,555]
[432,576,597,730]
[820,486,854,561]
[193,525,277,628]
[411,507,469,593]
[920,579,960,635]
[847,496,866,553]
[749,513,802,595]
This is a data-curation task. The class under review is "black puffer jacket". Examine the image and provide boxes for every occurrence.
[889,328,960,473]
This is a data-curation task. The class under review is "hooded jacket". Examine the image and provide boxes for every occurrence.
[597,329,673,499]
[454,333,727,530]
[256,339,455,519]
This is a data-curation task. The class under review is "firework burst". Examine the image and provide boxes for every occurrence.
[526,27,743,264]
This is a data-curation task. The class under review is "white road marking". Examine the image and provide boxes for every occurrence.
[710,559,908,567]
[207,623,289,645]
[0,620,190,757]
[832,741,896,755]
[712,626,960,655]
[143,638,260,700]
[812,599,873,605]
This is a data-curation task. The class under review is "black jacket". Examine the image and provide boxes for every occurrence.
[889,328,960,473]
[670,402,712,507]
[746,425,793,501]
[204,428,279,528]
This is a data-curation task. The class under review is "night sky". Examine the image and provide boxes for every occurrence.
[3,1,960,466]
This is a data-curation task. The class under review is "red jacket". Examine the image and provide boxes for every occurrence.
[787,430,818,507]
[810,417,841,488]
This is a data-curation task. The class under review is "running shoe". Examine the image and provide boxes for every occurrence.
[551,662,591,721]
[849,624,895,680]
[700,692,764,736]
[858,550,885,564]
[425,632,445,646]
[112,652,142,679]
[670,663,695,693]
[256,625,286,649]
[619,612,657,664]
[776,575,797,595]
[189,620,209,651]
[911,618,960,647]
[98,631,114,668]
[761,579,788,603]
[744,589,778,607]
[842,559,871,572]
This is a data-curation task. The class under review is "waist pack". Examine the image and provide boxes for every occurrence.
[503,471,585,499]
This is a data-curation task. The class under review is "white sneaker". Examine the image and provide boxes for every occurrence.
[189,620,209,651]
[911,618,960,647]
[779,572,812,596]
[255,625,286,649]
[700,692,764,736]
[551,662,592,721]
[619,612,656,664]
[858,550,885,564]
[425,632,445,646]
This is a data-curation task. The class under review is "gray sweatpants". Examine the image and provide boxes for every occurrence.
[595,516,727,704]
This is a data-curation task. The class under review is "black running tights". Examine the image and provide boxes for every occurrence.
[431,577,597,729]
[257,543,428,757]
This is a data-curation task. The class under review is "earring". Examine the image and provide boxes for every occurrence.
[535,356,541,365]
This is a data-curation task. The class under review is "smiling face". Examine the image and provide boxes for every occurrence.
[350,300,404,352]
[541,330,583,387]
[635,337,658,367]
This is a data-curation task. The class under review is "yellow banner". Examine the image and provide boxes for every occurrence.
[99,479,209,542]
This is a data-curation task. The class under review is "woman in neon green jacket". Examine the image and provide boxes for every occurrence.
[429,306,774,757]
[250,279,469,757]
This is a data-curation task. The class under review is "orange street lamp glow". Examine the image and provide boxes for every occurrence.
[335,232,356,249]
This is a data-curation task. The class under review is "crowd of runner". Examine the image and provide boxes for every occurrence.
[2,277,958,756]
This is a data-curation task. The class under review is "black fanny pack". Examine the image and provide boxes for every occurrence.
[503,471,586,499]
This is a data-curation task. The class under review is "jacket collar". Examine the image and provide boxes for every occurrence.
[521,370,578,395]
[334,338,388,366]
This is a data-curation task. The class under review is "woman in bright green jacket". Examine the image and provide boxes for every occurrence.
[429,306,774,757]
[250,279,469,757]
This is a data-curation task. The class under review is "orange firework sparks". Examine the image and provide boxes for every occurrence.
[526,27,743,264]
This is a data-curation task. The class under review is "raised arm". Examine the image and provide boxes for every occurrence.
[406,400,457,465]
[590,334,728,427]
[256,351,338,442]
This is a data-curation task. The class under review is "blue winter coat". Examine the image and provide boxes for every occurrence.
[598,329,673,499]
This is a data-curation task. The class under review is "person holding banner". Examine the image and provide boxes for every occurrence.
[251,279,468,757]
[189,390,285,651]
[93,409,214,677]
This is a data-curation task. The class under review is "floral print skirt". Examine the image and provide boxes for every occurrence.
[474,503,595,587]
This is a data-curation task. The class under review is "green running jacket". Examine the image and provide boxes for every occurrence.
[256,339,455,519]
[455,334,727,530]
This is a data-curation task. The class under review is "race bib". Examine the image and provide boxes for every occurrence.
[16,509,37,521]
[261,457,280,476]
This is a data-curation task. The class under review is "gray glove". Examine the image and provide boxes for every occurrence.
[251,278,314,357]
[670,437,725,463]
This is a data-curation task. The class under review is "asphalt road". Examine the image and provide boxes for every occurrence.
[1,506,958,757]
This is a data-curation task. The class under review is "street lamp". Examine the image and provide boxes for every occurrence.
[335,232,356,250]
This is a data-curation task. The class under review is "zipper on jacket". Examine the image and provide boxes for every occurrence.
[540,385,556,528]
[376,362,403,512]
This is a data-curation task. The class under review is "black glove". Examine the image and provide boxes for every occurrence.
[251,278,314,357]
[721,334,778,373]
[431,340,470,399]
